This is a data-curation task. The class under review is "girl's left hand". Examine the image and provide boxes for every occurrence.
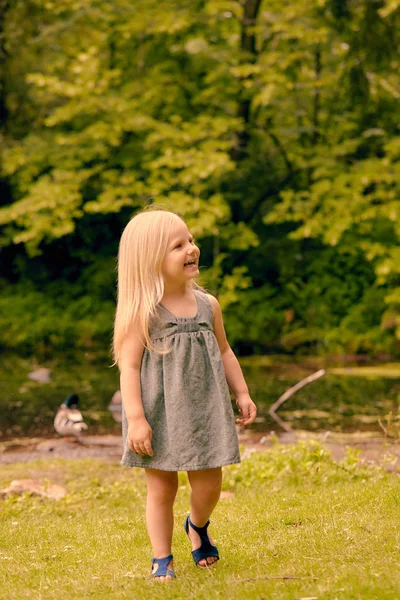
[235,394,257,426]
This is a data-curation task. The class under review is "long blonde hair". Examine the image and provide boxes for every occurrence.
[113,207,198,365]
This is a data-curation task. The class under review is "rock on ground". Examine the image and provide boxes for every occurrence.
[0,479,67,499]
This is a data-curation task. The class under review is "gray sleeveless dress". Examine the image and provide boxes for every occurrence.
[121,290,241,471]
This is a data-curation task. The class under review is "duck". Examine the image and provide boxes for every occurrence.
[108,390,122,423]
[54,393,88,438]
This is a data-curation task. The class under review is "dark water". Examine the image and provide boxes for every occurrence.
[0,353,399,440]
[240,357,400,435]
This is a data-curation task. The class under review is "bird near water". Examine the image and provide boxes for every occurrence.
[54,393,88,439]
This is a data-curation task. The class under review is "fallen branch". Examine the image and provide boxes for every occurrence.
[269,369,326,433]
[234,575,318,583]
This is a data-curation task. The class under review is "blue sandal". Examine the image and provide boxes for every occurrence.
[184,515,220,567]
[148,554,176,579]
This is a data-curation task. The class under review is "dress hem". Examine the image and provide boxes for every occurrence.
[119,457,241,472]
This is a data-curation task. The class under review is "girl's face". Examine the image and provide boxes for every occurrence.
[161,219,200,284]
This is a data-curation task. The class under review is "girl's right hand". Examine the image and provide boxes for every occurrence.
[127,418,154,456]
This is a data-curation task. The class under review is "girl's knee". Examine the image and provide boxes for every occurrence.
[188,468,222,493]
[203,477,222,495]
[146,470,178,502]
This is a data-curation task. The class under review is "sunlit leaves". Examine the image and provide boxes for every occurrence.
[2,0,400,354]
[2,0,247,253]
[266,138,400,283]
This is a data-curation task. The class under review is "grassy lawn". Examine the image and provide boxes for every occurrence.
[0,441,399,600]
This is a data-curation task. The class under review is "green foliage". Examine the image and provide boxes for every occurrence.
[266,139,400,282]
[0,277,114,355]
[1,0,400,356]
[223,440,386,490]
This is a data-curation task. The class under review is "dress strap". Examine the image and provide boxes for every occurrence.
[193,290,214,330]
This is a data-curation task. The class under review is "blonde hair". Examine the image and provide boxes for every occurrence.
[113,207,199,366]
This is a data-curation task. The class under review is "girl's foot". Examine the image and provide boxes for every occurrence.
[185,517,219,567]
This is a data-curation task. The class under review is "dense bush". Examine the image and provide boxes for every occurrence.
[1,0,399,357]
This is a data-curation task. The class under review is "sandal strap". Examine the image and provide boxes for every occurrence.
[186,518,210,535]
[150,554,176,578]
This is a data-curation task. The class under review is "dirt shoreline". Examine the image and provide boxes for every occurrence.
[0,431,399,472]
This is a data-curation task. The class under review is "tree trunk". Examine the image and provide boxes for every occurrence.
[233,0,263,159]
[0,0,11,128]
[0,0,12,208]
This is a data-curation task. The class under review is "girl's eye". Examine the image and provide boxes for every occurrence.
[175,243,182,249]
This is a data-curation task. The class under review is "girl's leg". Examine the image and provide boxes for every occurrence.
[186,467,222,567]
[145,468,178,581]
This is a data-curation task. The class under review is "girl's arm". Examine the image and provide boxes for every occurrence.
[119,328,154,456]
[207,294,257,426]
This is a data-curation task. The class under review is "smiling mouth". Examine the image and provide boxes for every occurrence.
[184,259,197,267]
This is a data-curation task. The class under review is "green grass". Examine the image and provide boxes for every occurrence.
[0,441,399,599]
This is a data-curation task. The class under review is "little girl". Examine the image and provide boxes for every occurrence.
[113,208,257,581]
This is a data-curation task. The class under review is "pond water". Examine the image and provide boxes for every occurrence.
[0,353,399,441]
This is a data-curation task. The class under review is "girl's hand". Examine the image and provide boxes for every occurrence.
[235,394,257,426]
[128,418,154,456]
